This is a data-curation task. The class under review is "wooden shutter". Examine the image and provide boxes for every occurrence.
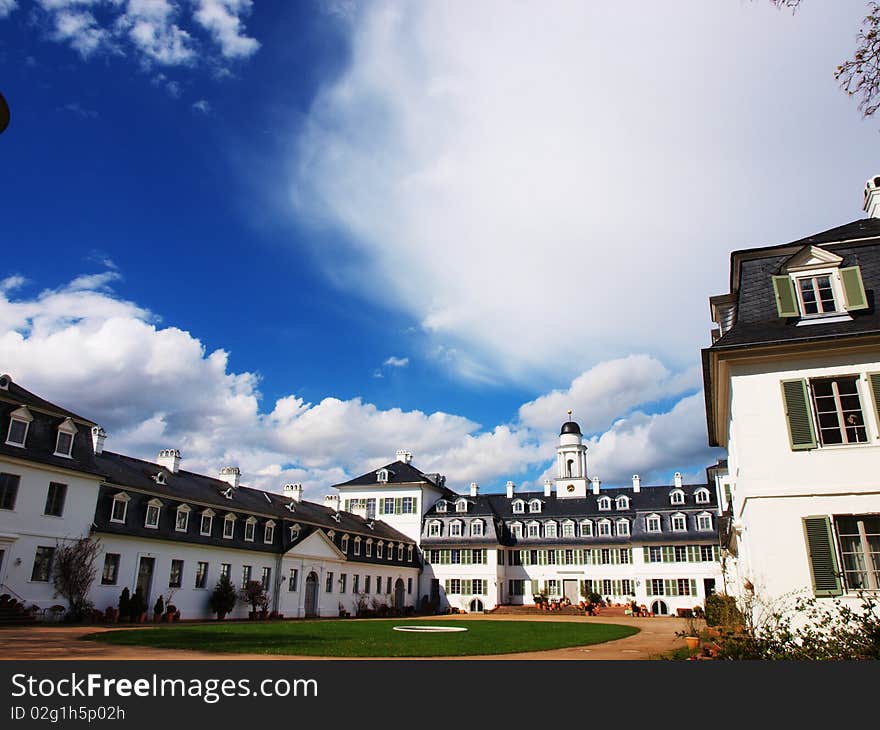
[772,275,799,317]
[868,373,880,432]
[780,379,817,450]
[802,517,843,597]
[839,266,868,311]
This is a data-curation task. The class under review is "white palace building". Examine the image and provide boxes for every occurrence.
[0,374,723,620]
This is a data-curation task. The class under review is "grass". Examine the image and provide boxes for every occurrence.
[85,618,638,657]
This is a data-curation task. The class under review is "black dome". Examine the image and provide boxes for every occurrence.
[560,420,582,436]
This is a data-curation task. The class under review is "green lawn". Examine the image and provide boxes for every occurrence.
[85,619,638,657]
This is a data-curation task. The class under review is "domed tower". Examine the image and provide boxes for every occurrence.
[555,412,588,498]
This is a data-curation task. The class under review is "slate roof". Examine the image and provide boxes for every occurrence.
[334,459,458,498]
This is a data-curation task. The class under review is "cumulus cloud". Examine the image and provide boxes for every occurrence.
[191,99,211,113]
[383,356,409,368]
[0,0,17,20]
[0,272,719,497]
[193,0,259,59]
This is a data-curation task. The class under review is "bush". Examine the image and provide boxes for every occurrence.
[210,575,238,619]
[118,588,130,622]
[239,580,268,614]
[51,536,101,622]
[128,588,146,621]
[705,593,742,628]
[153,596,165,619]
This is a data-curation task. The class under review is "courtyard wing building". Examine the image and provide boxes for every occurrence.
[703,178,880,604]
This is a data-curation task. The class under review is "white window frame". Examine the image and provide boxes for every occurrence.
[175,504,190,532]
[429,521,442,537]
[353,536,361,555]
[223,514,236,539]
[616,495,630,510]
[527,521,540,538]
[456,499,468,513]
[791,267,845,319]
[597,519,612,537]
[579,520,593,537]
[244,517,257,542]
[646,514,661,533]
[377,541,384,558]
[200,509,214,536]
[407,545,413,561]
[366,539,373,557]
[671,513,687,532]
[377,468,389,483]
[398,543,404,560]
[562,520,575,538]
[809,375,871,447]
[694,488,710,504]
[435,500,447,513]
[449,520,463,537]
[387,542,395,561]
[110,492,130,524]
[471,519,484,537]
[264,520,275,544]
[696,512,712,531]
[54,418,77,458]
[528,499,542,514]
[510,522,523,539]
[670,489,685,506]
[512,500,525,514]
[144,498,162,529]
[5,407,32,447]
[544,521,557,538]
[597,496,611,511]
[616,518,630,536]
[341,534,349,553]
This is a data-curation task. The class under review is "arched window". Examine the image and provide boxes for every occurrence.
[528,499,542,513]
[670,489,685,505]
[455,499,468,513]
[615,495,630,510]
[510,522,523,539]
[397,543,404,560]
[377,541,384,558]
[695,488,711,504]
[566,459,574,477]
[512,500,525,514]
[597,496,611,511]
[377,468,389,483]
[264,520,275,544]
[436,500,447,513]
[341,534,349,553]
[366,539,373,557]
[353,536,361,555]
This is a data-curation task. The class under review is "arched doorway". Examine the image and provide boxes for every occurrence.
[469,598,484,613]
[651,599,668,616]
[394,578,405,610]
[304,572,319,617]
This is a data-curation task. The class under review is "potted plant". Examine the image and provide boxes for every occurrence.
[163,604,177,623]
[240,580,268,619]
[258,593,270,620]
[153,596,164,622]
[210,574,237,620]
[129,588,147,623]
[117,588,130,623]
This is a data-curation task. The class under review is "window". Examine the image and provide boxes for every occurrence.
[244,518,256,542]
[261,567,271,591]
[650,578,665,596]
[529,500,542,513]
[377,541,384,558]
[562,521,575,538]
[0,473,20,511]
[223,514,235,539]
[616,519,630,536]
[6,408,31,446]
[407,545,413,561]
[340,573,347,593]
[544,521,557,538]
[527,522,540,538]
[648,546,662,563]
[616,495,630,510]
[510,522,522,539]
[353,574,360,593]
[428,521,441,537]
[811,377,868,446]
[354,536,361,555]
[597,496,611,511]
[387,542,395,560]
[54,426,75,457]
[341,534,349,553]
[773,258,868,320]
[169,560,184,588]
[376,468,389,483]
[289,568,298,592]
[836,515,880,591]
[110,492,129,523]
[436,500,447,513]
[325,572,334,592]
[31,546,55,582]
[145,499,162,529]
[597,519,611,537]
[700,545,715,562]
[382,497,394,515]
[101,553,120,585]
[512,500,524,514]
[670,490,685,505]
[289,523,301,541]
[579,520,592,537]
[671,513,686,532]
[364,575,371,594]
[264,521,275,544]
[646,514,661,533]
[402,497,415,513]
[674,545,687,562]
[408,577,412,594]
[171,505,189,532]
[397,543,404,560]
[366,498,376,519]
[242,565,252,587]
[695,488,710,504]
[447,579,461,595]
[795,274,838,316]
[456,499,468,513]
[366,539,373,557]
[696,512,713,531]
[450,521,462,537]
[195,562,208,588]
[220,563,231,580]
[471,520,484,537]
[200,511,214,536]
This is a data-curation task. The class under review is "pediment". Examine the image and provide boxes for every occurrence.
[782,245,843,272]
[286,529,346,560]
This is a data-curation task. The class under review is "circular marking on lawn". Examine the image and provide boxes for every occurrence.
[392,626,468,633]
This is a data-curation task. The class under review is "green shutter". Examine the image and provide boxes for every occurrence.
[781,379,817,450]
[394,498,402,515]
[839,266,868,311]
[690,579,697,596]
[530,579,538,595]
[772,275,799,317]
[868,373,880,431]
[802,517,843,597]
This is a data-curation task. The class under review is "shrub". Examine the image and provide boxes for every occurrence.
[153,596,165,619]
[128,588,146,621]
[210,575,238,619]
[51,536,101,622]
[118,588,131,622]
[239,581,268,614]
[705,593,742,628]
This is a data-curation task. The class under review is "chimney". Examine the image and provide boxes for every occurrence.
[219,466,241,489]
[864,175,880,218]
[544,479,553,497]
[284,483,304,502]
[324,494,340,511]
[632,475,641,493]
[157,449,181,474]
[91,426,107,455]
[591,476,601,495]
[674,472,683,489]
[470,481,479,497]
[396,449,413,464]
[506,481,515,498]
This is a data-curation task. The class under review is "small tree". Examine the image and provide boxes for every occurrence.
[153,596,165,620]
[129,587,146,621]
[118,587,131,622]
[210,574,238,619]
[52,536,101,622]
[239,580,267,615]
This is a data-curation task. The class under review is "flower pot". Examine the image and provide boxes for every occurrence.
[685,636,700,651]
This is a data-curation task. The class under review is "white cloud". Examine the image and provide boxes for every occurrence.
[193,0,259,59]
[0,0,17,20]
[383,355,409,368]
[191,99,211,113]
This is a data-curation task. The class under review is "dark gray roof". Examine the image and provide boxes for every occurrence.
[0,376,96,425]
[334,459,458,498]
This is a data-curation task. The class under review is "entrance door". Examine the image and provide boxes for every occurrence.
[703,578,716,598]
[394,579,405,610]
[651,599,668,616]
[469,598,484,612]
[304,572,318,617]
[136,557,155,606]
[563,579,579,604]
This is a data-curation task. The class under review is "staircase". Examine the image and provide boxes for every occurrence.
[0,594,37,626]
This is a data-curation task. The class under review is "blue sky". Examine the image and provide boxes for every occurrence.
[1,1,878,497]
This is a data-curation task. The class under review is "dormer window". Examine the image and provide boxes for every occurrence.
[366,538,373,557]
[428,520,442,537]
[387,542,395,560]
[544,521,557,538]
[145,498,162,529]
[694,488,710,504]
[264,521,275,543]
[455,499,468,513]
[772,247,868,321]
[289,523,301,540]
[407,544,413,561]
[671,513,687,532]
[616,518,630,536]
[175,504,191,532]
[527,521,540,538]
[54,418,77,458]
[377,468,389,483]
[450,520,463,537]
[377,541,384,558]
[512,500,525,514]
[397,543,404,560]
[341,534,349,553]
[528,499,542,514]
[696,512,713,531]
[615,495,630,510]
[670,489,685,505]
[597,496,611,511]
[200,509,214,536]
[353,536,361,555]
[597,519,612,537]
[471,519,484,537]
[562,520,575,538]
[579,519,592,537]
[244,517,257,542]
[327,530,336,541]
[5,407,32,447]
[646,514,661,533]
[510,522,522,539]
[223,513,236,539]
[110,492,130,524]
[436,500,447,513]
